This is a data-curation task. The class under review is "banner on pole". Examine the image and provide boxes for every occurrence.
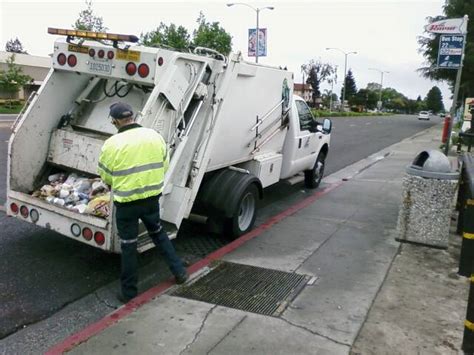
[425,17,467,34]
[248,28,267,57]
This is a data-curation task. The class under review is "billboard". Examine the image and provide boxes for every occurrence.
[248,28,267,57]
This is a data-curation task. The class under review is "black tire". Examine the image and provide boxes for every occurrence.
[226,183,258,238]
[304,152,326,189]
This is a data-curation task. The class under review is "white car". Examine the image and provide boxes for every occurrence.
[418,111,430,120]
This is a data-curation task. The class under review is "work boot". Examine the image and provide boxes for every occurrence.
[175,272,188,285]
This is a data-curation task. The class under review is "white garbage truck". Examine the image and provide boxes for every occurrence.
[6,28,332,253]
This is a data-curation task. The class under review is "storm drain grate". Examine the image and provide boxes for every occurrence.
[171,261,310,316]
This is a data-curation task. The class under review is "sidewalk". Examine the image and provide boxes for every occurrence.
[49,124,468,354]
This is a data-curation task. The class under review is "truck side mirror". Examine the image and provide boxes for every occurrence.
[322,118,332,134]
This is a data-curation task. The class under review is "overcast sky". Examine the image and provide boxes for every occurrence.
[0,0,452,108]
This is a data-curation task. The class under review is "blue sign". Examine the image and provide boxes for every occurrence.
[437,35,464,69]
[248,28,267,57]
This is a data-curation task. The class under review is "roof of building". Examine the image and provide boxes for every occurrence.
[0,51,51,68]
[294,83,312,91]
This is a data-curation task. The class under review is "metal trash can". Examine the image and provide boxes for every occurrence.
[396,149,459,248]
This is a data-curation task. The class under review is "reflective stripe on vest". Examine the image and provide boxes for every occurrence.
[98,127,168,203]
[98,161,164,177]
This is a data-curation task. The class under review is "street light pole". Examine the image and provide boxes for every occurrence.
[227,3,274,63]
[369,68,389,110]
[326,48,357,111]
[256,7,260,63]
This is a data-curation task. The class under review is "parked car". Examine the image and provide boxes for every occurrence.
[418,111,430,120]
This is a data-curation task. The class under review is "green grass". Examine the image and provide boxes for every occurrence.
[0,104,23,114]
[311,110,393,118]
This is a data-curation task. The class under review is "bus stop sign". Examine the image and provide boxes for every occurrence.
[437,35,464,69]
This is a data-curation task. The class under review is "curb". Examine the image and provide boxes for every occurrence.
[46,181,343,354]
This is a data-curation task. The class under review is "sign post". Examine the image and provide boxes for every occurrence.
[426,15,469,156]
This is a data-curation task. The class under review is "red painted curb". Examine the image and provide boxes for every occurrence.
[46,181,342,354]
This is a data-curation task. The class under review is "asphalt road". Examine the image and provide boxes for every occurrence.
[0,113,442,339]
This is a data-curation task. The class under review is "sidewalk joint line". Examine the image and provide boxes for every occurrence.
[179,305,217,355]
[350,239,402,345]
[206,315,247,355]
[294,211,357,273]
[279,316,351,347]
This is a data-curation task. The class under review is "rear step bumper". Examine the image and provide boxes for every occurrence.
[7,190,176,253]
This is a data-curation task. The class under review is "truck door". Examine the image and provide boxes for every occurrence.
[293,99,321,167]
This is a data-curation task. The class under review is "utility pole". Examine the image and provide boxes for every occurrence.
[369,68,389,111]
[326,48,357,111]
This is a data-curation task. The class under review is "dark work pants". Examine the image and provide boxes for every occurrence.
[115,197,186,299]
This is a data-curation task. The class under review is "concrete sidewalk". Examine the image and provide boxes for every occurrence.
[50,124,467,354]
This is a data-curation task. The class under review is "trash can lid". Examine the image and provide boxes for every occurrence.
[406,150,459,179]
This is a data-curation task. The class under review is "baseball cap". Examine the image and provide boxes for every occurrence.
[109,102,134,119]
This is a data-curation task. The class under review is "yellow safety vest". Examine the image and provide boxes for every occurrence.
[98,125,169,203]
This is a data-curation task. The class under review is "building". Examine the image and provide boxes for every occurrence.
[293,83,313,103]
[0,51,50,100]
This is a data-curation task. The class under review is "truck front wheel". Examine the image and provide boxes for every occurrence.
[304,152,326,189]
[226,183,258,238]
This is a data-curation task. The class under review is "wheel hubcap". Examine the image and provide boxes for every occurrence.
[238,192,255,231]
[314,161,324,182]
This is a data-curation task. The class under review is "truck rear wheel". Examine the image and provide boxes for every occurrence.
[226,183,258,238]
[304,152,326,189]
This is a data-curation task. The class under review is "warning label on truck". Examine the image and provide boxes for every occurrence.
[68,44,89,54]
[116,50,141,62]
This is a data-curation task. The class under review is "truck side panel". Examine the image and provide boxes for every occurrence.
[207,62,292,171]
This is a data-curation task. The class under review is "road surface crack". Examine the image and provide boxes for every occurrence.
[93,292,117,310]
[179,305,217,355]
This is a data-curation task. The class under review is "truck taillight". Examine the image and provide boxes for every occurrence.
[57,53,66,66]
[107,51,114,60]
[138,64,149,78]
[158,57,164,66]
[67,54,77,67]
[82,227,93,241]
[94,232,105,246]
[126,62,137,76]
[98,49,105,58]
[10,203,19,215]
[89,48,95,57]
[20,205,29,218]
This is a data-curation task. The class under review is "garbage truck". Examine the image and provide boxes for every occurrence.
[6,28,332,253]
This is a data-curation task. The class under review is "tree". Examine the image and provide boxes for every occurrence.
[192,12,232,55]
[366,82,381,92]
[73,0,107,32]
[425,86,445,113]
[5,38,27,54]
[341,69,357,105]
[140,13,232,55]
[352,89,379,111]
[418,0,474,97]
[301,60,336,107]
[0,54,32,105]
[140,23,191,50]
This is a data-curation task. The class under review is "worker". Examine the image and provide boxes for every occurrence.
[98,102,188,303]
